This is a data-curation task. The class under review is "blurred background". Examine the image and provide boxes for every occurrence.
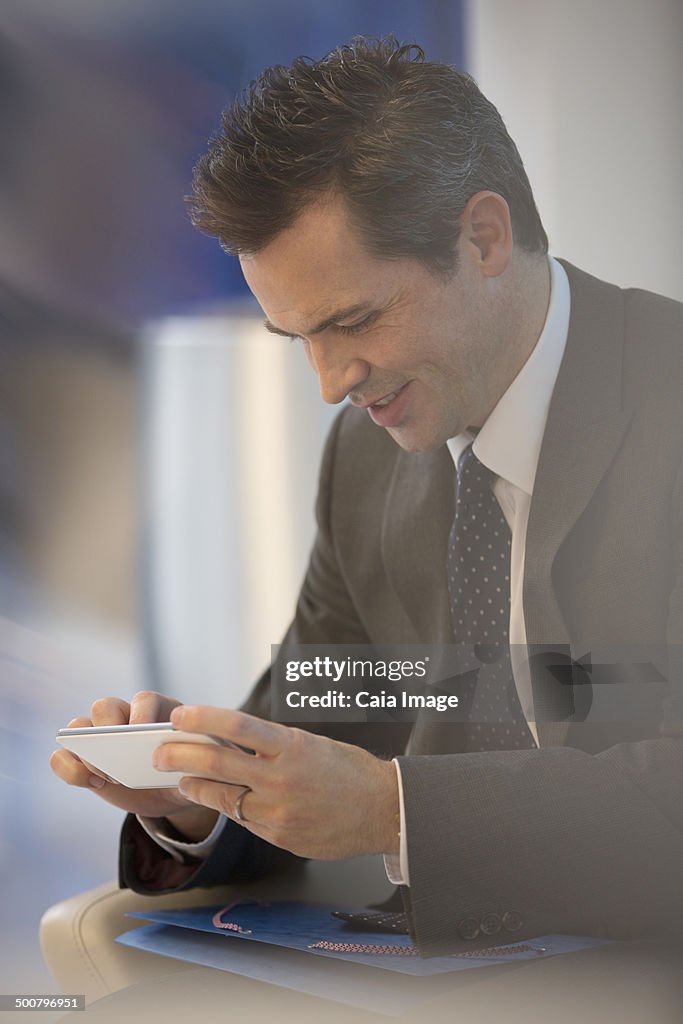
[0,0,681,1004]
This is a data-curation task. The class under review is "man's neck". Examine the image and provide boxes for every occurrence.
[510,254,552,381]
[472,254,552,430]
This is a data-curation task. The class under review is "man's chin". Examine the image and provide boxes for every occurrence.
[384,423,447,454]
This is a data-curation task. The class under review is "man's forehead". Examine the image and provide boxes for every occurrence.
[242,193,364,263]
[240,232,361,304]
[241,247,394,339]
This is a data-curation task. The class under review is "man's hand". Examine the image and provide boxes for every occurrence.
[50,691,219,840]
[154,705,400,860]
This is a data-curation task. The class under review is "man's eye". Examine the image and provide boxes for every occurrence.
[336,314,377,336]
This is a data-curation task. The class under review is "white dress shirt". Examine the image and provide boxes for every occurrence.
[142,257,571,880]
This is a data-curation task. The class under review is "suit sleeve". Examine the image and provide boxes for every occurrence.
[395,454,683,957]
[119,408,410,894]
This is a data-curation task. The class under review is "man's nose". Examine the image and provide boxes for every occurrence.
[305,337,370,405]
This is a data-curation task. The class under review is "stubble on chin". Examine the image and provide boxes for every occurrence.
[385,423,446,455]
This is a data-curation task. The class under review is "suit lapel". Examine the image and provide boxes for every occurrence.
[381,445,454,644]
[525,262,633,643]
[382,446,471,755]
[526,263,633,745]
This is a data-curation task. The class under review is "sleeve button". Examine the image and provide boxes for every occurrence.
[480,913,502,936]
[502,910,524,933]
[457,917,480,941]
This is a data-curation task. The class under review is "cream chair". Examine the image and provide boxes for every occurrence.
[39,861,683,1024]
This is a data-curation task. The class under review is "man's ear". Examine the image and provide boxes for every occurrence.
[460,191,513,278]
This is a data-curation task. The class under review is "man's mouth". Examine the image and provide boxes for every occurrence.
[359,382,413,429]
[351,383,408,410]
[371,390,401,408]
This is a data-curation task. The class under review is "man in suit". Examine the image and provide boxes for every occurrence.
[52,37,683,958]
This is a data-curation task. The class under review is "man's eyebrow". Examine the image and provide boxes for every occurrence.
[263,303,374,338]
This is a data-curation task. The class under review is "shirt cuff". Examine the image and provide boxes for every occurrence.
[382,758,410,886]
[137,813,228,863]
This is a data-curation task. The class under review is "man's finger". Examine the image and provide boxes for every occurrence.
[60,718,110,781]
[50,748,102,789]
[154,741,262,787]
[129,690,183,725]
[171,705,285,757]
[178,776,259,825]
[90,697,131,726]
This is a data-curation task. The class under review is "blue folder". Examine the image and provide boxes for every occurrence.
[120,899,609,976]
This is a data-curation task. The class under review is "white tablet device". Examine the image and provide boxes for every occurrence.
[56,722,228,789]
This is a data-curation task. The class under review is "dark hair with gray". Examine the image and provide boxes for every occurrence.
[189,36,548,273]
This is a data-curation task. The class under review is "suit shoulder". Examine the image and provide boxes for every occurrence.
[621,283,683,400]
[562,260,683,397]
[623,283,683,341]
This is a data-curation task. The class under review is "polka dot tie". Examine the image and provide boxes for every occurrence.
[447,445,535,751]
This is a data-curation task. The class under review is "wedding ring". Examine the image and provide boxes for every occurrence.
[234,785,252,823]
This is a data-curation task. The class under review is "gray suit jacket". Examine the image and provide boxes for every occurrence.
[121,261,683,955]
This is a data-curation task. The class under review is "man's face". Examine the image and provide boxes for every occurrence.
[240,194,509,452]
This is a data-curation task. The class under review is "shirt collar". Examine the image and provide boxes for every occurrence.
[446,256,570,495]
